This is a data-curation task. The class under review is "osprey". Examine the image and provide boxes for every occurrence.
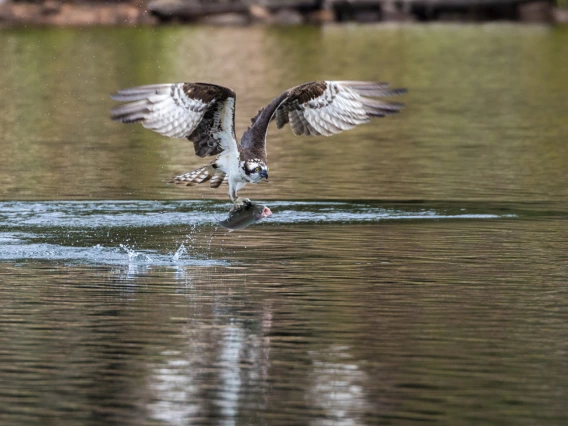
[110,81,406,202]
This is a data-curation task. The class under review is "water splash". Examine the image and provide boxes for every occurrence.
[0,200,526,268]
[172,243,188,262]
[0,233,226,268]
[120,244,153,263]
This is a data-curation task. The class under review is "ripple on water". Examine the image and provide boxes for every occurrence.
[0,200,522,266]
[0,200,517,229]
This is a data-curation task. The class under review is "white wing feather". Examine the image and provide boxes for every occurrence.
[277,81,405,138]
[111,82,238,158]
[111,84,210,139]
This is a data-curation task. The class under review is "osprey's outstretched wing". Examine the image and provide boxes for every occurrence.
[240,81,406,156]
[110,83,237,158]
[274,81,406,136]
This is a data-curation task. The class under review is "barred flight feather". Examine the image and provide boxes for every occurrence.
[263,80,405,140]
[110,82,238,158]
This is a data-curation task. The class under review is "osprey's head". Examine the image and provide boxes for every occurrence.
[242,159,269,183]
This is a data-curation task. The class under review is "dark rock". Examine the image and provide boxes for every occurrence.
[273,8,304,25]
[518,1,552,23]
[553,7,568,23]
[353,9,380,22]
[198,12,250,25]
[381,1,416,22]
[249,4,273,23]
[306,8,335,24]
[41,0,60,16]
[0,2,13,22]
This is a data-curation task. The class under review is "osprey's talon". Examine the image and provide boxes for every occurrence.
[232,197,252,211]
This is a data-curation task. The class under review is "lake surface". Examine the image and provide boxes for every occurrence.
[1,24,567,425]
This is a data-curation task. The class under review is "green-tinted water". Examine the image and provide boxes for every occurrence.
[0,24,567,425]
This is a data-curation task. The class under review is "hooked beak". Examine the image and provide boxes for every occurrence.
[260,170,269,180]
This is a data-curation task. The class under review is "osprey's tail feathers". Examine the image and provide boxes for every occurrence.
[170,165,227,188]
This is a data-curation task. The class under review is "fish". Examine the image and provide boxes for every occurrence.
[218,199,272,231]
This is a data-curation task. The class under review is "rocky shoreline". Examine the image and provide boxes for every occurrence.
[0,0,567,26]
[0,1,157,26]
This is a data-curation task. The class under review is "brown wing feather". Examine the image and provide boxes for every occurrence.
[240,80,406,161]
[273,81,406,137]
[110,82,237,158]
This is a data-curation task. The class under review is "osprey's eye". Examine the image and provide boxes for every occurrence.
[255,167,261,173]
